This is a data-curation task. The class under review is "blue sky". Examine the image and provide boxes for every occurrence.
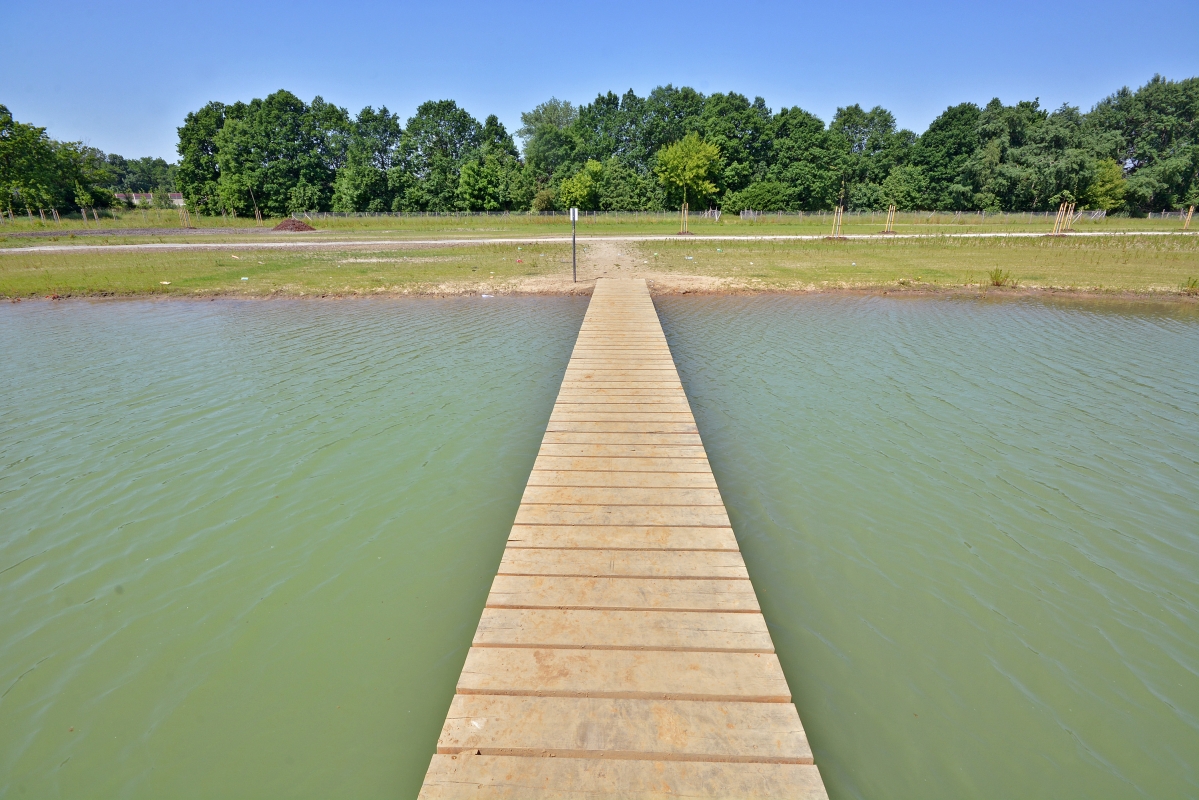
[3,0,1196,160]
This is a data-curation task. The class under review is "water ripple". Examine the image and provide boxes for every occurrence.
[657,294,1199,800]
[0,296,586,798]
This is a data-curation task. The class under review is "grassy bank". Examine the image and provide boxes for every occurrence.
[0,243,573,297]
[637,235,1199,294]
[1,235,1196,298]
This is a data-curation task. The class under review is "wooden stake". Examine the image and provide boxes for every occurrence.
[1051,202,1068,235]
[830,205,845,238]
[1184,205,1194,231]
[883,204,896,233]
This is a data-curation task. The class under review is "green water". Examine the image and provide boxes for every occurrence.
[0,297,587,798]
[2,296,1197,799]
[658,295,1199,800]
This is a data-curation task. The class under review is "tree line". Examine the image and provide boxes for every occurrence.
[5,76,1195,217]
[1,105,178,214]
[173,76,1195,216]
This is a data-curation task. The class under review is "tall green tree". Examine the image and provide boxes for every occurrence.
[176,101,227,213]
[832,104,915,208]
[909,103,981,209]
[1,105,113,213]
[1,104,59,212]
[698,93,772,193]
[1089,75,1199,211]
[212,91,349,215]
[392,100,482,211]
[654,133,721,209]
[760,106,846,210]
[332,106,403,211]
[456,116,526,211]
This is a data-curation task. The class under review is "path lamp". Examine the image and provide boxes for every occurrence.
[570,207,579,282]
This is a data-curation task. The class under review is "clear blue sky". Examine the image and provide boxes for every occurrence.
[3,0,1196,161]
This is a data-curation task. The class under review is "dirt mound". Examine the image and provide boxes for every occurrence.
[272,218,316,232]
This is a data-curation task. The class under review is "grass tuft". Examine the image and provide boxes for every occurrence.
[988,268,1012,287]
[1183,276,1199,296]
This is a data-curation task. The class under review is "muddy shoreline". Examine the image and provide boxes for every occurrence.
[10,281,1197,306]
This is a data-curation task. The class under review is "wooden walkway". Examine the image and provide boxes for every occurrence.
[419,278,827,798]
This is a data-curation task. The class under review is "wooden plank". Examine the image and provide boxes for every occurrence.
[419,755,829,799]
[472,608,776,652]
[506,524,739,550]
[553,395,690,404]
[514,505,729,528]
[526,470,718,489]
[541,432,704,445]
[486,576,761,612]
[498,548,749,578]
[521,486,724,506]
[549,419,700,424]
[554,388,689,398]
[544,423,698,435]
[554,389,687,396]
[531,456,708,472]
[536,444,709,458]
[435,695,812,763]
[457,648,791,702]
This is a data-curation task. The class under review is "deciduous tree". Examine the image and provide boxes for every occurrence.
[654,133,720,209]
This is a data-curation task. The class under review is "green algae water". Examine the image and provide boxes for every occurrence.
[657,295,1199,800]
[0,297,587,798]
[2,295,1197,799]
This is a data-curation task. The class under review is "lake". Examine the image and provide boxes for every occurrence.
[1,294,1196,798]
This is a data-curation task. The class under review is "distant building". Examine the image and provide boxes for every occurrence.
[115,192,185,207]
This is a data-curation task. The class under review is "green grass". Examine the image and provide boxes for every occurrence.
[2,234,1197,298]
[0,243,572,298]
[635,235,1199,294]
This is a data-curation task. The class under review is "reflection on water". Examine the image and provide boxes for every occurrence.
[2,294,1196,799]
[657,295,1199,800]
[0,297,586,798]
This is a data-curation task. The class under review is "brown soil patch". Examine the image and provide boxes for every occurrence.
[273,219,316,232]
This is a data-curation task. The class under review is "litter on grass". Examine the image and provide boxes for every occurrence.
[241,277,249,281]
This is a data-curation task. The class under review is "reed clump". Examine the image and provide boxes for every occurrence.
[988,268,1012,287]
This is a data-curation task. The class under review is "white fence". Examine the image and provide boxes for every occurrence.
[738,209,1109,223]
[294,210,683,221]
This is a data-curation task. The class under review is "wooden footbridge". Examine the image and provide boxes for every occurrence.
[418,278,828,798]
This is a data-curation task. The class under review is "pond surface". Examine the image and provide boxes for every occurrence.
[659,294,1199,800]
[0,297,586,798]
[1,294,1196,799]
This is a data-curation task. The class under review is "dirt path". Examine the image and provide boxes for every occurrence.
[488,239,736,295]
[4,230,1195,256]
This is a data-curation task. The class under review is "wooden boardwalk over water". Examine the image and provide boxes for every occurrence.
[419,278,828,798]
